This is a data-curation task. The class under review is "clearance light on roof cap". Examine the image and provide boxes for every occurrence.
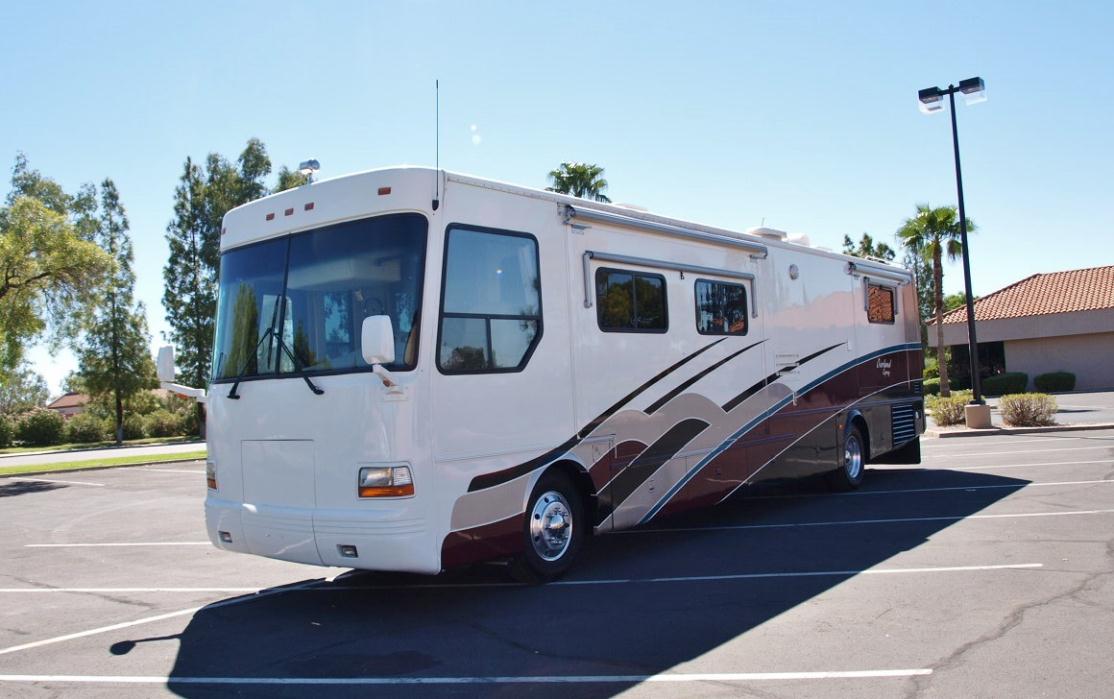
[378,186,392,196]
[358,465,414,498]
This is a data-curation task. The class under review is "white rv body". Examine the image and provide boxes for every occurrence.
[205,167,923,574]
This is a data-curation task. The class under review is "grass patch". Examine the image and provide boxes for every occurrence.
[0,435,200,455]
[0,450,208,477]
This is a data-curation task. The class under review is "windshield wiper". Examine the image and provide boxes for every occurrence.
[273,333,325,396]
[226,326,325,399]
[227,327,277,400]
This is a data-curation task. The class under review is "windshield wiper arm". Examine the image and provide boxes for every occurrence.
[227,327,277,400]
[226,327,325,399]
[273,334,325,395]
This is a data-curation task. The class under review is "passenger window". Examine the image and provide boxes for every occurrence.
[438,226,542,373]
[867,283,896,324]
[695,279,748,335]
[596,268,668,332]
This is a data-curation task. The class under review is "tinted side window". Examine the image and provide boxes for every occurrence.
[438,226,542,373]
[695,279,748,335]
[867,283,895,324]
[596,268,668,332]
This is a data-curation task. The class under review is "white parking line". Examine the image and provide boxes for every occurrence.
[25,542,209,548]
[953,459,1113,471]
[0,581,324,657]
[923,445,1113,459]
[0,669,933,685]
[626,509,1114,533]
[142,468,204,474]
[0,563,1040,657]
[743,479,1114,500]
[4,477,105,487]
[922,437,1096,450]
[0,563,1042,596]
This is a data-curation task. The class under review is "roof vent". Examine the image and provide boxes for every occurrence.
[786,234,811,247]
[747,226,788,241]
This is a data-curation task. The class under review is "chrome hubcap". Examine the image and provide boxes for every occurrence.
[529,490,573,561]
[844,434,863,480]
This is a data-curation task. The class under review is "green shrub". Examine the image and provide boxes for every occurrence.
[926,390,972,426]
[144,409,182,438]
[923,356,939,380]
[0,415,13,448]
[923,377,940,396]
[64,413,109,443]
[999,393,1058,427]
[1034,371,1076,393]
[982,372,1028,396]
[17,408,65,446]
[122,413,147,440]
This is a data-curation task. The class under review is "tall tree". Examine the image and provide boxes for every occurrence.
[0,362,49,414]
[163,158,214,403]
[546,162,612,202]
[0,156,114,370]
[896,204,976,397]
[274,165,309,192]
[842,233,895,262]
[78,180,155,444]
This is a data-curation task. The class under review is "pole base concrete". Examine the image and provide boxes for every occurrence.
[965,403,992,429]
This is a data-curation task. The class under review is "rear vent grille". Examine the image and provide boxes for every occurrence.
[891,404,916,445]
[912,380,923,395]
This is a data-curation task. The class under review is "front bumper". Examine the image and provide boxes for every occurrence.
[205,495,440,574]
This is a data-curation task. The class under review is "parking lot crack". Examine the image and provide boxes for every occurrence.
[906,566,1112,697]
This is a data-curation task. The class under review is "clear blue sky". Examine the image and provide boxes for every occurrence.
[3,1,1112,395]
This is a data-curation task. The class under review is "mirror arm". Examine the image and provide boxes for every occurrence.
[372,365,403,396]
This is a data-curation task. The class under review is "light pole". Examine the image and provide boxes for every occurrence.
[918,77,987,412]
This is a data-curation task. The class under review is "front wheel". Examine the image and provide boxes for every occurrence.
[510,471,585,583]
[827,424,867,491]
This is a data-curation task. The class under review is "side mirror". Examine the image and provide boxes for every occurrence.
[157,345,176,383]
[361,315,395,366]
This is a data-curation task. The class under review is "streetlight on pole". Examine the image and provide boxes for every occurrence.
[917,77,991,427]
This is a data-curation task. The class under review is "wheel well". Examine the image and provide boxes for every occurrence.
[544,460,598,534]
[848,413,871,462]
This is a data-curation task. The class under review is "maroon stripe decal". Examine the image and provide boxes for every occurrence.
[467,338,726,492]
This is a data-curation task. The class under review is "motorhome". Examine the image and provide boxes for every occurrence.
[159,166,924,581]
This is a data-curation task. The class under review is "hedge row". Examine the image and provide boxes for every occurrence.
[0,407,197,448]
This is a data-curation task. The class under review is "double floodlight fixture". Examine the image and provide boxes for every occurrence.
[918,77,986,113]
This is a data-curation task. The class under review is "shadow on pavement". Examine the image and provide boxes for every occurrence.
[0,480,65,498]
[137,467,1030,698]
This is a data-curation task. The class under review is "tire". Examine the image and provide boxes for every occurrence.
[510,471,586,583]
[827,424,867,491]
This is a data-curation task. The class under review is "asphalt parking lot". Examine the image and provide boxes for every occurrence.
[1,429,1112,698]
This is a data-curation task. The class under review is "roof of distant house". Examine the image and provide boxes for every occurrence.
[46,392,90,410]
[941,265,1114,324]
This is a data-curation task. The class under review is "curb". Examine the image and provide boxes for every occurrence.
[0,456,206,479]
[924,423,1114,439]
[0,440,205,461]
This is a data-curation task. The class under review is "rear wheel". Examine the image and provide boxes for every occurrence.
[510,471,585,583]
[827,424,867,491]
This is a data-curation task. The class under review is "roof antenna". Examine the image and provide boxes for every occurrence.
[432,79,440,211]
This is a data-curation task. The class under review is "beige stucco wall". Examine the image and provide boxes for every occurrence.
[928,308,1114,348]
[1004,332,1114,391]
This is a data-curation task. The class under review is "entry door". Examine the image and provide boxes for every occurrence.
[432,223,573,462]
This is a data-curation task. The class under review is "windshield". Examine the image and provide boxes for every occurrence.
[211,212,428,382]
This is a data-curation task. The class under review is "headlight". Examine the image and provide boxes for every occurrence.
[358,465,414,498]
[206,461,218,490]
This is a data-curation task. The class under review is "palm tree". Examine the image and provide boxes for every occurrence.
[546,162,611,203]
[896,204,976,397]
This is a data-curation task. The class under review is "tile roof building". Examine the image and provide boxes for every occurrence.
[928,265,1114,391]
[45,392,90,419]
